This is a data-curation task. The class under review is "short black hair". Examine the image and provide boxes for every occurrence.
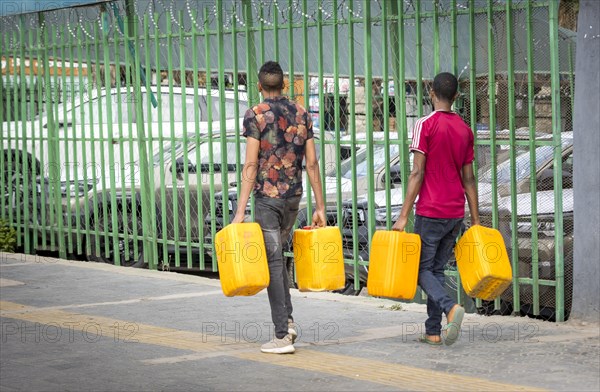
[432,72,458,102]
[258,61,284,92]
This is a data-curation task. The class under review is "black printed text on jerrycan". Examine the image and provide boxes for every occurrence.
[215,223,269,296]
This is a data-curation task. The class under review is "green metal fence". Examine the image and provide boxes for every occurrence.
[0,0,576,322]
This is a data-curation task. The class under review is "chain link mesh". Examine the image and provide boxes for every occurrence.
[0,0,578,320]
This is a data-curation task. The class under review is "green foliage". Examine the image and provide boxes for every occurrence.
[0,219,17,253]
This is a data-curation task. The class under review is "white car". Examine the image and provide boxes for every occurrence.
[2,86,247,224]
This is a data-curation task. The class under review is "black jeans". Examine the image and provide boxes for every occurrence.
[254,195,301,339]
[414,214,463,336]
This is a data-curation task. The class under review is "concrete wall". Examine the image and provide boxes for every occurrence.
[571,0,600,322]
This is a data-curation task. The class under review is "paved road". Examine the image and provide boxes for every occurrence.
[1,252,598,391]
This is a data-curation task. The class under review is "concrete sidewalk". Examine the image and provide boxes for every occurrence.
[1,252,599,391]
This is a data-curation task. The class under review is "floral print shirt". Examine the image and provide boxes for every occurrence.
[243,96,314,199]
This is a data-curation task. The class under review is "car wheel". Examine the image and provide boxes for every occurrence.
[2,155,37,225]
[86,204,145,268]
[333,274,363,296]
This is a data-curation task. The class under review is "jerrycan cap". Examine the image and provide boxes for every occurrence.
[302,226,313,230]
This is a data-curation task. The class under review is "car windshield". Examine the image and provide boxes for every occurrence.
[152,140,187,166]
[480,142,568,183]
[196,140,246,164]
[340,144,400,179]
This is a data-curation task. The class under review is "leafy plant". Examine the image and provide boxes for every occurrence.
[0,219,17,252]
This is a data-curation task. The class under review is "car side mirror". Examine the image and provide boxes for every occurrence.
[537,168,555,191]
[389,165,402,184]
[174,157,196,174]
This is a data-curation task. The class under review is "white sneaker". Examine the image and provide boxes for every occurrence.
[288,319,297,344]
[260,334,295,354]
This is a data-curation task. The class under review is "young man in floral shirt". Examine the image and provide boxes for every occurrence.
[232,61,326,354]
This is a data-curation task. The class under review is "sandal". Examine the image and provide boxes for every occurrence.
[418,334,443,346]
[444,305,465,346]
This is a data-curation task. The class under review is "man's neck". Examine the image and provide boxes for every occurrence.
[262,91,284,100]
[433,102,453,112]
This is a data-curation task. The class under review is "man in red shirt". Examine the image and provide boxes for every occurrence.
[393,72,480,346]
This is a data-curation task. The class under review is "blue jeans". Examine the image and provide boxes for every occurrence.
[254,195,301,339]
[414,214,463,336]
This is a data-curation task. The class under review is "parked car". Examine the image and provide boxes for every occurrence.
[1,86,247,228]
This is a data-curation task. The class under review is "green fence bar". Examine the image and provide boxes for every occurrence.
[67,20,82,256]
[244,0,257,222]
[216,3,230,225]
[101,13,120,266]
[363,0,376,249]
[143,15,159,270]
[506,0,521,312]
[259,5,265,66]
[204,7,218,272]
[131,16,156,270]
[60,22,74,256]
[469,0,477,170]
[18,16,31,252]
[487,0,498,230]
[114,15,129,263]
[27,25,39,252]
[273,2,279,62]
[392,0,410,197]
[451,0,458,75]
[167,15,181,267]
[50,25,67,257]
[382,0,392,229]
[231,12,242,207]
[526,0,540,316]
[287,0,294,100]
[315,0,323,214]
[178,11,193,267]
[415,0,423,117]
[192,10,206,270]
[348,0,360,291]
[549,0,565,322]
[433,0,440,75]
[9,30,19,241]
[332,0,343,226]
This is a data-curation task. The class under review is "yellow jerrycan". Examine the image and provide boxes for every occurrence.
[214,223,269,297]
[292,226,345,292]
[367,230,421,300]
[455,225,512,301]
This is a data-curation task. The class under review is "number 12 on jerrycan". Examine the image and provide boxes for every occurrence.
[367,231,421,300]
[293,226,345,292]
[214,223,270,297]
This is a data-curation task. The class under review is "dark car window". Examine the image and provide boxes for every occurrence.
[341,144,400,179]
[192,140,247,172]
[483,145,555,184]
[200,97,247,121]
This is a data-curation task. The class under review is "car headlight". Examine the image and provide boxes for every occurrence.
[374,206,402,224]
[517,219,556,237]
[60,181,95,197]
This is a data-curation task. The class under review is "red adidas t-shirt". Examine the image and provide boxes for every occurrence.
[409,110,475,219]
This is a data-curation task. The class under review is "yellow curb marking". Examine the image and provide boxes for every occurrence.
[0,301,546,391]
